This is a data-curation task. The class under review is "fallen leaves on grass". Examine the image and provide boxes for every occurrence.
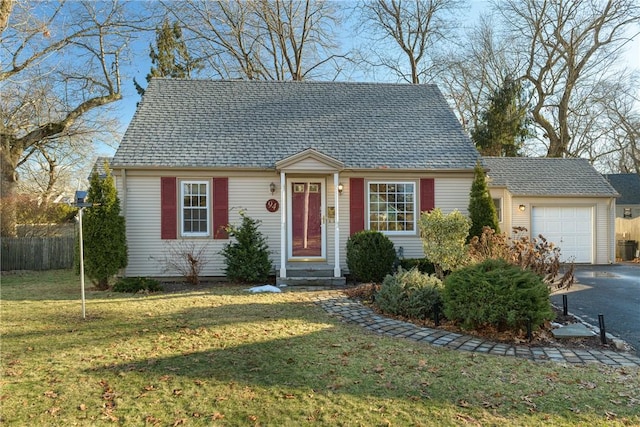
[578,380,597,389]
[43,390,58,399]
[455,413,482,426]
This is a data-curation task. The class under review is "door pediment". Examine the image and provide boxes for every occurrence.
[276,148,344,173]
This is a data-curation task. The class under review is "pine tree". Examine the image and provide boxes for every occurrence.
[134,19,201,96]
[468,162,500,241]
[221,212,271,283]
[472,75,530,157]
[83,162,127,290]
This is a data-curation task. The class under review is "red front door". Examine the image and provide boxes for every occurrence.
[291,182,322,257]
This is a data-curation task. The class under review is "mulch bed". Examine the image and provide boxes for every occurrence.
[342,285,629,353]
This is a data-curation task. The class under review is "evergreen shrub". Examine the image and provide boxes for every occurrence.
[221,212,272,283]
[398,258,436,275]
[113,277,162,293]
[443,259,554,331]
[346,230,396,283]
[375,268,443,320]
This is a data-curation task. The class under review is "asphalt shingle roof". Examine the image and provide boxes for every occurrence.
[112,79,480,170]
[90,157,113,180]
[483,157,619,197]
[605,174,640,204]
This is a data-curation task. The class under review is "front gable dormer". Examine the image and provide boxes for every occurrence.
[275,148,344,173]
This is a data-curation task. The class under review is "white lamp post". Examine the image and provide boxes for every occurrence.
[75,203,92,319]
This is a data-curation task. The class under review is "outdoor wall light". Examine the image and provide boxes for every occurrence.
[518,204,526,212]
[269,182,276,195]
[338,182,344,195]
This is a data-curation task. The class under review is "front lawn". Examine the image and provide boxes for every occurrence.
[1,270,638,426]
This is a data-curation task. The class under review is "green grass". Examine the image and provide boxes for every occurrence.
[1,270,639,426]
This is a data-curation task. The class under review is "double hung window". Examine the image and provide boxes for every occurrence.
[368,182,416,233]
[493,198,503,222]
[181,181,209,236]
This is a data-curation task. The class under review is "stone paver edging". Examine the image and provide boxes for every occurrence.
[313,293,640,367]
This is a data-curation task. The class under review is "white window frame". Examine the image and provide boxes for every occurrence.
[493,198,503,222]
[367,181,417,235]
[180,180,210,237]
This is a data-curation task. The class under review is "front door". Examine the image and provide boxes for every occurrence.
[290,180,324,259]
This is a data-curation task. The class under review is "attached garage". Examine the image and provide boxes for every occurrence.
[531,206,593,263]
[484,157,619,265]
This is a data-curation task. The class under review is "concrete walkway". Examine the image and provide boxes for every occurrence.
[313,293,640,367]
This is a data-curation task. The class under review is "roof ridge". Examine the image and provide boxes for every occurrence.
[147,77,438,87]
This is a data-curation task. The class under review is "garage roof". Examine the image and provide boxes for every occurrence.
[483,157,619,197]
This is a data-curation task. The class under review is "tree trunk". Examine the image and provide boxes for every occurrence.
[0,147,19,237]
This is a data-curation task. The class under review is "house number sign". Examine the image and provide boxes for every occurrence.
[266,199,279,212]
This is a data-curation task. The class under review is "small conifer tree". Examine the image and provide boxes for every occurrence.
[468,162,500,241]
[221,212,271,283]
[134,19,201,96]
[83,162,127,290]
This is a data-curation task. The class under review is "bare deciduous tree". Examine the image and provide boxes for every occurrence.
[0,0,145,236]
[164,0,348,81]
[592,76,640,173]
[497,0,640,158]
[439,15,517,134]
[357,0,463,84]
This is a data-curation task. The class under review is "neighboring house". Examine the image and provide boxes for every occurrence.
[604,173,640,219]
[111,79,481,283]
[483,157,619,264]
[90,157,113,180]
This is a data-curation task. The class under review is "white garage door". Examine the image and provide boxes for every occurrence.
[531,207,593,263]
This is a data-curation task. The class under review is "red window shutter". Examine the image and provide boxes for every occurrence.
[213,177,229,239]
[420,178,435,213]
[160,177,177,239]
[349,178,365,235]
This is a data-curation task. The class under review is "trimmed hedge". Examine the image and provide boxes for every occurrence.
[346,230,396,283]
[113,277,162,293]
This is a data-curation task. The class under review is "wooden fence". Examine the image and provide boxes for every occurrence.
[616,217,640,259]
[1,236,75,271]
[616,217,640,242]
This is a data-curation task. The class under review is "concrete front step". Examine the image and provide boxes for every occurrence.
[277,263,346,287]
[280,266,335,278]
[276,276,346,287]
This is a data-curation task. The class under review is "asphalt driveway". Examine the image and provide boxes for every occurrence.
[550,263,640,356]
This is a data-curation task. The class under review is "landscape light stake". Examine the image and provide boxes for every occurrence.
[526,318,532,341]
[562,295,568,316]
[433,304,440,327]
[598,314,607,345]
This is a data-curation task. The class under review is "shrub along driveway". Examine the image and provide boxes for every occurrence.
[551,263,640,356]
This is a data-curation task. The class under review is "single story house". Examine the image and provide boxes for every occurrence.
[483,157,619,264]
[111,79,481,284]
[111,79,619,284]
[604,173,640,219]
